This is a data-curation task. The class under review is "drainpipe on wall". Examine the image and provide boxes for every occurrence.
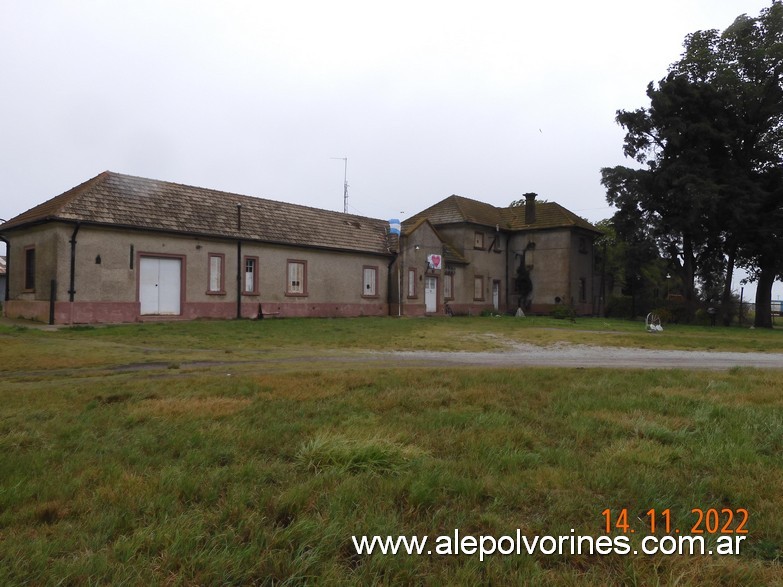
[387,254,397,317]
[0,234,9,306]
[504,233,509,314]
[49,279,56,325]
[68,223,81,302]
[236,204,242,320]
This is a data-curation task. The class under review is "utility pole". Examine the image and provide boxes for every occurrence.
[331,157,348,213]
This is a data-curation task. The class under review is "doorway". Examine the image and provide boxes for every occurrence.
[425,276,438,313]
[139,256,182,315]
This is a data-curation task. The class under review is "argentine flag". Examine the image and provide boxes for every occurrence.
[389,219,401,235]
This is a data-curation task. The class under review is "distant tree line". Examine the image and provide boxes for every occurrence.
[601,1,783,327]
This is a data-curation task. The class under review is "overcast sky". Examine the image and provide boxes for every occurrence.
[1,0,780,300]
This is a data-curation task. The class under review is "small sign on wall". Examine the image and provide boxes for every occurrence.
[427,254,443,270]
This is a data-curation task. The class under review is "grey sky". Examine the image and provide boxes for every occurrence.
[1,0,779,300]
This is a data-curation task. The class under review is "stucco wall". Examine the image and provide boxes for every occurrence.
[508,229,570,310]
[437,224,507,314]
[3,222,392,323]
[390,222,444,316]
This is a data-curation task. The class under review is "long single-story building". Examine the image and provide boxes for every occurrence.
[0,172,601,324]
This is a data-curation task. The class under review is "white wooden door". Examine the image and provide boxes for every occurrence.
[425,276,437,313]
[140,257,181,315]
[492,280,500,311]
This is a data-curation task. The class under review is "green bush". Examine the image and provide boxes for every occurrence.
[550,305,576,320]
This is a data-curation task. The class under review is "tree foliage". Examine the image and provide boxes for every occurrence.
[601,1,783,327]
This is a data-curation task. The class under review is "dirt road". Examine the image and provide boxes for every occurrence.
[378,343,783,370]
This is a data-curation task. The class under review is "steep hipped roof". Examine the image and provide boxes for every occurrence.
[0,172,395,256]
[405,195,503,228]
[501,201,599,233]
[404,194,599,234]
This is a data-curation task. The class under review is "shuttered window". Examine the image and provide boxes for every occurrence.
[444,273,453,300]
[474,275,484,301]
[287,260,306,295]
[363,266,378,297]
[208,254,224,293]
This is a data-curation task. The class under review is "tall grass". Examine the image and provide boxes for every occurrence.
[1,364,782,584]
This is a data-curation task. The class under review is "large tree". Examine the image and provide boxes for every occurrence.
[603,2,783,327]
[601,75,736,316]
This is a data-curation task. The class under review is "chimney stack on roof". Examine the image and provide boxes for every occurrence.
[524,192,537,225]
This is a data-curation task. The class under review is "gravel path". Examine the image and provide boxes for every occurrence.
[382,343,783,370]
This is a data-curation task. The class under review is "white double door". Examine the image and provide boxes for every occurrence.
[139,257,181,315]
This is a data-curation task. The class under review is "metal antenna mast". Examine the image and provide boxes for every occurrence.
[331,157,348,213]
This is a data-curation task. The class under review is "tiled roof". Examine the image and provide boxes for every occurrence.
[0,172,396,256]
[501,202,600,233]
[405,195,504,228]
[404,194,599,234]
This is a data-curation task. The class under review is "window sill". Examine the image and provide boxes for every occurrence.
[206,291,226,296]
[285,292,308,297]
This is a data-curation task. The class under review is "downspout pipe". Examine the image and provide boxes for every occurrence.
[387,253,397,316]
[236,204,242,319]
[69,222,81,302]
[0,234,9,304]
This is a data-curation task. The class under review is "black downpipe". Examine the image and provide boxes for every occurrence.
[236,240,242,319]
[0,235,9,303]
[236,204,242,319]
[69,223,81,302]
[49,279,57,325]
[387,253,397,316]
[504,234,509,314]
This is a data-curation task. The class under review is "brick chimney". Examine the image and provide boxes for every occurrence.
[524,192,537,224]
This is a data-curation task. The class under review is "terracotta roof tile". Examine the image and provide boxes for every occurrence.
[0,172,396,256]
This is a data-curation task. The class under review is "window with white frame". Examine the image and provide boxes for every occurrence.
[407,268,417,298]
[287,260,306,295]
[208,253,224,293]
[363,266,378,297]
[244,257,258,294]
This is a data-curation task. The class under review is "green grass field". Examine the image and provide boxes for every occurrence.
[1,317,782,585]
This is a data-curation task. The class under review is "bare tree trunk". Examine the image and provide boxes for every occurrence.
[720,243,737,326]
[681,236,698,321]
[754,266,775,328]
